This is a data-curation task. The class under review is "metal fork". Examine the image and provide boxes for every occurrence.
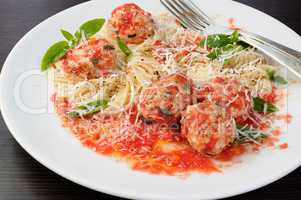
[160,0,301,79]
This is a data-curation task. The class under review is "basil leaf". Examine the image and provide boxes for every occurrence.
[74,30,82,43]
[266,69,288,85]
[40,41,70,71]
[200,31,240,48]
[229,30,239,43]
[266,69,276,80]
[41,18,106,72]
[200,34,230,48]
[235,125,267,144]
[200,31,248,60]
[253,97,279,113]
[207,44,242,61]
[61,29,77,47]
[117,38,132,56]
[207,48,221,60]
[80,18,105,38]
[61,29,75,42]
[68,100,109,117]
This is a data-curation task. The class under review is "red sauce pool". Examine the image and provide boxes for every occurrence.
[53,96,288,176]
[279,143,288,149]
[215,145,246,162]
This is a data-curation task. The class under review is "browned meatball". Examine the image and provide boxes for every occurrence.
[197,77,252,119]
[108,3,155,44]
[139,73,193,123]
[60,38,117,79]
[181,102,236,155]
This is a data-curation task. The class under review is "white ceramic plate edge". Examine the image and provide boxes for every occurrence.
[0,1,301,200]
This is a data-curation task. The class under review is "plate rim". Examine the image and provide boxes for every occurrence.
[0,0,300,200]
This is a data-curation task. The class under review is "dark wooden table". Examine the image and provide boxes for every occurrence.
[0,0,300,199]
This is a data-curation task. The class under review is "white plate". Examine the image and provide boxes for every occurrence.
[1,0,301,199]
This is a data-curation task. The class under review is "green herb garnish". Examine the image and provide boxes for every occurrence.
[68,100,109,117]
[207,48,222,60]
[74,30,82,44]
[266,69,288,85]
[41,18,106,72]
[40,41,70,71]
[200,31,249,60]
[79,18,105,38]
[200,31,239,49]
[235,125,267,144]
[253,97,279,113]
[206,44,244,61]
[117,37,132,56]
[61,29,75,43]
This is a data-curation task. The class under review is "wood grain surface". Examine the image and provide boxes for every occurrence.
[0,0,300,199]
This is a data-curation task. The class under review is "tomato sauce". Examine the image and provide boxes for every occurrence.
[272,129,281,136]
[54,98,250,175]
[53,94,289,175]
[263,136,279,147]
[279,143,288,150]
[215,145,246,162]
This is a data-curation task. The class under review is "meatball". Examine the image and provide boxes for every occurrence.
[181,102,236,155]
[108,3,155,44]
[139,73,192,123]
[60,38,117,79]
[197,77,252,119]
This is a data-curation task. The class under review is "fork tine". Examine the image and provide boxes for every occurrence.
[185,0,213,25]
[172,0,208,29]
[163,0,202,31]
[160,0,195,30]
[161,0,201,31]
[176,0,211,27]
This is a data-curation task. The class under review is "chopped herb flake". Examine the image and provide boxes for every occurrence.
[266,69,288,85]
[117,37,132,56]
[235,125,267,144]
[253,97,279,113]
[200,31,249,60]
[68,100,109,117]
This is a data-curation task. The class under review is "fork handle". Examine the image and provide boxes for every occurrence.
[240,31,301,58]
[240,35,301,79]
